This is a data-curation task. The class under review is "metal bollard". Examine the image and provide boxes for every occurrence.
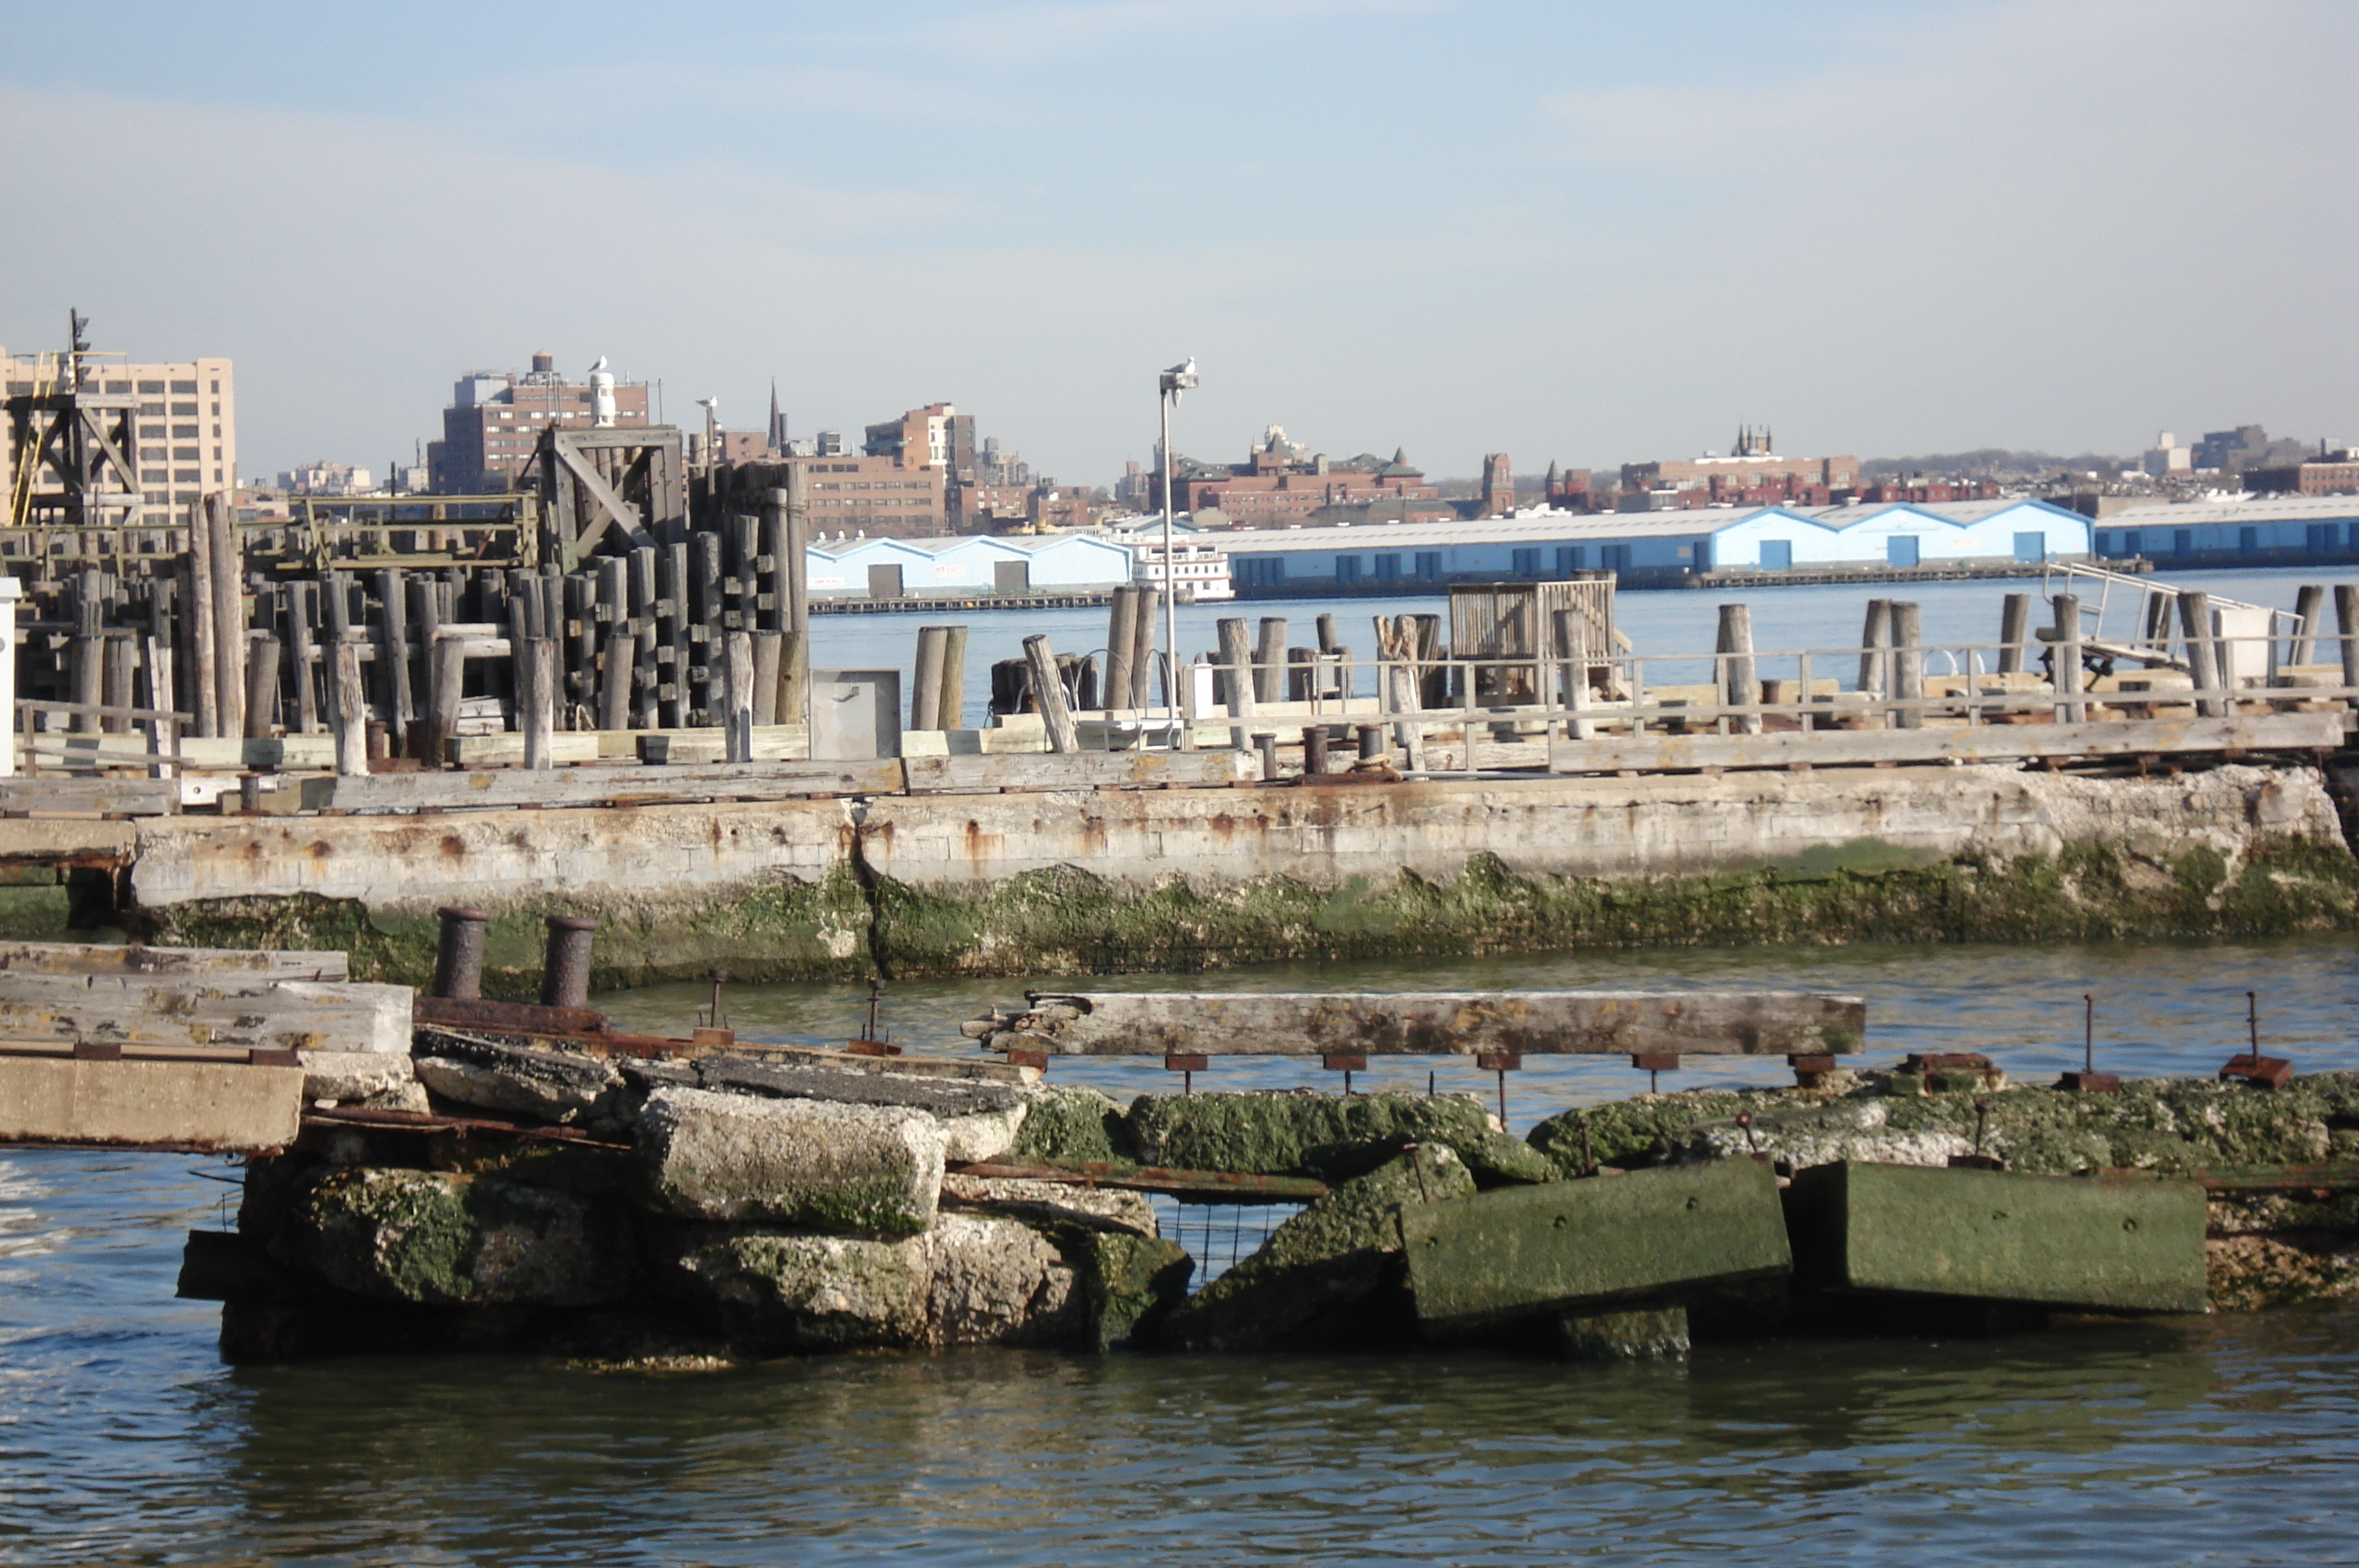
[1356,724,1383,762]
[432,906,492,999]
[1255,733,1278,781]
[539,914,598,1009]
[1302,725,1329,776]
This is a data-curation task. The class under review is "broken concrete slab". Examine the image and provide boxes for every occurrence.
[414,1037,625,1128]
[0,1056,302,1151]
[300,1050,417,1106]
[941,1173,1159,1237]
[637,1085,944,1235]
[668,1212,1078,1352]
[1163,1143,1476,1352]
[1060,1229,1192,1352]
[274,1166,634,1307]
[1783,1161,2208,1314]
[1401,1158,1792,1333]
[694,1056,1030,1117]
[1012,1084,1135,1164]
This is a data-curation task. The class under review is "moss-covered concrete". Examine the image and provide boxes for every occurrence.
[1162,1143,1476,1352]
[1010,1085,1137,1165]
[1128,1089,1544,1185]
[274,1167,635,1307]
[856,837,2359,979]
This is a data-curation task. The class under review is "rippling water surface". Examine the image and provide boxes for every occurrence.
[4,941,2358,1563]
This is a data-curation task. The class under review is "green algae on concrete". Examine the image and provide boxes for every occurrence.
[275,1167,634,1307]
[1401,1159,1793,1333]
[1128,1089,1546,1185]
[858,836,2359,980]
[1011,1085,1138,1165]
[1552,1305,1691,1361]
[1161,1143,1476,1352]
[1783,1161,2209,1313]
[1056,1228,1194,1351]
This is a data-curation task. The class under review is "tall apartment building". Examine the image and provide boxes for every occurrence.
[0,345,235,524]
[795,453,950,538]
[864,402,973,473]
[426,351,649,494]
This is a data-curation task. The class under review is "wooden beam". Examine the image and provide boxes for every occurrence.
[548,435,644,566]
[1550,712,2344,774]
[978,990,1866,1057]
[0,941,348,980]
[0,777,177,816]
[0,974,413,1054]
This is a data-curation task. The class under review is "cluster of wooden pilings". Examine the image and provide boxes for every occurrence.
[4,480,825,771]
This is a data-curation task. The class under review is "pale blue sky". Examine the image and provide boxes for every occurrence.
[3,0,2351,485]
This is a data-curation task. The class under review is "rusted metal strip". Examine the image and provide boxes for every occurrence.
[302,1105,632,1149]
[412,995,608,1036]
[948,1156,1329,1203]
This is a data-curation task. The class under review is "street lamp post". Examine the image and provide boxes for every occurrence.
[1157,358,1197,748]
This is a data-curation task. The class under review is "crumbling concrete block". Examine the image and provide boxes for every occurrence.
[0,1057,301,1151]
[637,1086,944,1235]
[941,1173,1159,1236]
[275,1166,633,1306]
[300,1050,416,1106]
[1783,1161,2208,1314]
[1163,1143,1476,1352]
[1012,1084,1135,1164]
[1402,1158,1791,1333]
[413,1036,624,1127]
[669,1213,1078,1351]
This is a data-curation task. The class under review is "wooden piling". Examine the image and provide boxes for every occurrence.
[750,632,782,728]
[1128,587,1159,709]
[722,631,754,764]
[205,493,246,739]
[1716,603,1758,735]
[409,578,444,761]
[1857,598,1892,699]
[379,568,412,750]
[331,641,368,778]
[427,633,465,765]
[1997,592,2030,676]
[1888,601,1923,730]
[938,624,968,731]
[184,507,219,739]
[2176,591,2225,719]
[245,633,281,740]
[2052,594,2086,723]
[2290,583,2325,668]
[1217,617,1258,752]
[911,625,949,733]
[1023,634,1081,754]
[2337,584,2359,694]
[1254,616,1287,704]
[1105,587,1138,714]
[286,581,320,735]
[522,637,555,770]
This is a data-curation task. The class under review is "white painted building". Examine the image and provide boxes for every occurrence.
[805,532,1134,596]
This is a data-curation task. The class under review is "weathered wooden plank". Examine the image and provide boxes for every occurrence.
[1550,712,2344,774]
[0,975,412,1054]
[0,818,137,864]
[0,777,178,816]
[980,990,1866,1057]
[0,1056,302,1152]
[903,750,1248,795]
[300,757,906,812]
[0,941,348,980]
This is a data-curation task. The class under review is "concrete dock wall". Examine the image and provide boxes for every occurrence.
[129,764,2359,988]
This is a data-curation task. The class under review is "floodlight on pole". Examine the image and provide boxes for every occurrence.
[1156,358,1198,749]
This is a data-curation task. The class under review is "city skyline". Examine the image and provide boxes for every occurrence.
[3,0,2352,484]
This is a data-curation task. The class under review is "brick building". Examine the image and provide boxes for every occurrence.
[1165,426,1446,526]
[426,351,649,493]
[1620,426,1860,502]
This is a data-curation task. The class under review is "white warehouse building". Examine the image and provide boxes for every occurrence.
[1220,498,2092,591]
[807,532,1134,597]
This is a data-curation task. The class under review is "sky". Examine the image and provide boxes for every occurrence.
[3,0,2353,487]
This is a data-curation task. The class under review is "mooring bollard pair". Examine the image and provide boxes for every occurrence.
[431,906,598,1008]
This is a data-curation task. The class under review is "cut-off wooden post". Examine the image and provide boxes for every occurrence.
[722,630,754,764]
[1105,587,1138,716]
[331,639,368,778]
[937,624,968,731]
[2336,584,2359,695]
[1716,603,1758,735]
[1998,592,2030,676]
[1022,634,1081,754]
[1128,588,1159,711]
[910,625,949,734]
[1216,618,1258,753]
[1254,617,1288,705]
[2289,583,2325,668]
[2052,593,2085,724]
[2178,591,2226,719]
[522,637,556,770]
[1889,601,1923,730]
[245,632,281,740]
[428,632,465,765]
[1858,598,1892,701]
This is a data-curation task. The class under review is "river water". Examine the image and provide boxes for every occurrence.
[6,937,2359,1565]
[8,570,2359,1563]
